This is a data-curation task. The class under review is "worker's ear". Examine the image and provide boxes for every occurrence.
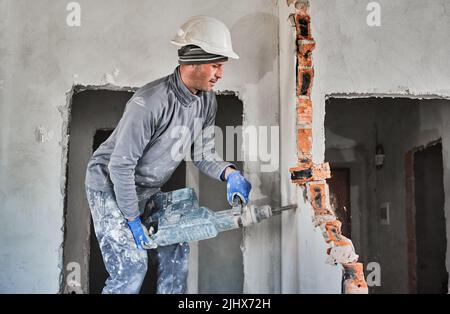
[180,64,192,70]
[180,64,197,73]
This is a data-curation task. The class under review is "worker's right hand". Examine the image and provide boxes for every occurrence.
[127,217,157,250]
[226,171,252,206]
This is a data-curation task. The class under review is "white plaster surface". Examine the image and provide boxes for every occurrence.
[310,0,450,162]
[0,0,280,293]
[311,0,450,293]
[278,0,342,293]
[3,0,447,294]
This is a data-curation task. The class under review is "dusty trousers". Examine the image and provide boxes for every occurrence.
[86,188,189,294]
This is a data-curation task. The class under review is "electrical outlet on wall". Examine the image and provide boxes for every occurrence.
[380,202,390,225]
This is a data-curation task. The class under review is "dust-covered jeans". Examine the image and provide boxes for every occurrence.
[86,188,189,294]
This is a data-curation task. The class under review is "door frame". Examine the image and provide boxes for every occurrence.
[329,167,352,238]
[61,86,137,294]
[404,138,443,293]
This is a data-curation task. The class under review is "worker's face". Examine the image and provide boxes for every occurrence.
[192,62,225,92]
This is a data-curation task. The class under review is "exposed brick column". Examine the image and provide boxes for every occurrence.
[286,0,368,294]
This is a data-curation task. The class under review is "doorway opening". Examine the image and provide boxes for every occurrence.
[61,88,244,294]
[325,97,449,294]
[62,88,134,294]
[406,141,448,293]
[198,94,244,293]
[328,167,351,239]
[88,129,186,294]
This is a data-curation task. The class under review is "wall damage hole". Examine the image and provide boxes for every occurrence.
[298,18,310,37]
[291,168,313,181]
[300,72,311,95]
[313,186,323,208]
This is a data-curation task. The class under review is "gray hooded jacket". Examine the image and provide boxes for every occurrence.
[85,67,234,219]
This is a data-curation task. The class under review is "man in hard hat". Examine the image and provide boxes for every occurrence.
[84,16,251,294]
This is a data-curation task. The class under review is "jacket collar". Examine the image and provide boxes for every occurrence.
[170,66,203,107]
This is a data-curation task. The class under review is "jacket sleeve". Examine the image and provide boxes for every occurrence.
[108,97,155,220]
[192,94,235,181]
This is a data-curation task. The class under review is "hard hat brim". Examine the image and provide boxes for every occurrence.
[171,39,239,60]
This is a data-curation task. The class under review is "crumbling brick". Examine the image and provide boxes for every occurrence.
[297,128,312,159]
[296,159,313,170]
[313,209,336,227]
[297,97,312,126]
[322,220,346,245]
[321,220,359,265]
[287,0,310,11]
[306,181,331,211]
[289,167,312,183]
[295,12,311,40]
[297,68,314,97]
[321,221,359,265]
[326,243,359,265]
[298,39,315,68]
[287,2,367,294]
[342,263,369,294]
[312,162,331,181]
[289,162,330,184]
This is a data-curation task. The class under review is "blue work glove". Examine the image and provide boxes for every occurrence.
[127,217,156,250]
[226,171,252,206]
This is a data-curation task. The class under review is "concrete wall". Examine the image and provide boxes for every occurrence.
[311,0,450,162]
[278,0,450,293]
[278,1,342,293]
[310,0,450,293]
[278,1,299,293]
[0,0,280,293]
[4,0,447,294]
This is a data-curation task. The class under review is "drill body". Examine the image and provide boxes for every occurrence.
[141,187,274,247]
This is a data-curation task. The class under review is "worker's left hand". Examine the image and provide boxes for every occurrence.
[226,170,252,206]
[127,217,157,250]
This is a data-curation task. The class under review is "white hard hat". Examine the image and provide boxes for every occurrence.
[171,16,239,59]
